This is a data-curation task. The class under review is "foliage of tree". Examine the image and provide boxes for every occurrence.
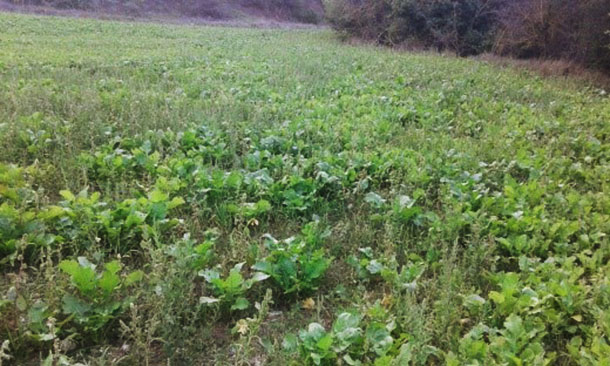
[326,0,610,70]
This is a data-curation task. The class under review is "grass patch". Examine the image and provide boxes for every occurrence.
[0,12,609,365]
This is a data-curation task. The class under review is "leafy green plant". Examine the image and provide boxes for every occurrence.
[0,163,61,265]
[490,314,550,365]
[53,186,185,252]
[284,308,404,365]
[59,257,143,334]
[199,262,269,313]
[276,176,319,213]
[348,247,426,292]
[286,322,336,365]
[348,247,386,281]
[253,224,332,295]
[2,11,610,365]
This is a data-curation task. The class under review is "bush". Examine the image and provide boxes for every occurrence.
[389,0,501,56]
[324,0,392,42]
[326,0,501,55]
[325,0,610,71]
[495,0,610,71]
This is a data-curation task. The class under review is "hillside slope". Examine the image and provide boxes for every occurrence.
[0,0,324,23]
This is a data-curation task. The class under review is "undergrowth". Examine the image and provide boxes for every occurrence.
[0,12,608,366]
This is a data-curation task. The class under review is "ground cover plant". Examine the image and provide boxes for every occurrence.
[0,12,609,365]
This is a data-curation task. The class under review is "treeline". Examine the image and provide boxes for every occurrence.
[325,0,610,71]
[5,0,323,23]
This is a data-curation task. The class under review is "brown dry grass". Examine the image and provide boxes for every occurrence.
[0,0,324,29]
[338,35,610,90]
[477,53,610,89]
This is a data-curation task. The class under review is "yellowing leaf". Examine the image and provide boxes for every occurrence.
[302,297,315,310]
[381,294,393,308]
[235,319,249,335]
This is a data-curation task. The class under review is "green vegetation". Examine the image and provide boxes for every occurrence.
[1,12,609,365]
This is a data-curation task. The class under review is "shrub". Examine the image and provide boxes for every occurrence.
[389,0,501,55]
[495,0,610,71]
[325,0,610,71]
[326,0,501,55]
[324,0,392,42]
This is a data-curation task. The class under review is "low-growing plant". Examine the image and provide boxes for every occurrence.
[58,257,144,335]
[2,12,609,365]
[199,262,269,313]
[0,163,65,266]
[284,305,415,365]
[253,223,332,295]
[348,247,426,292]
[54,186,184,252]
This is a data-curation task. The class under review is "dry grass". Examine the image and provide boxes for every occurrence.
[477,53,610,89]
[337,36,610,90]
[0,0,324,28]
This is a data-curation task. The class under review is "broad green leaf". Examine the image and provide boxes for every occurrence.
[231,297,250,311]
[252,261,273,273]
[58,260,80,277]
[333,312,361,333]
[125,211,146,227]
[282,333,298,352]
[149,189,169,203]
[125,270,144,286]
[200,269,220,282]
[365,192,386,208]
[168,196,185,209]
[251,272,270,282]
[366,260,384,274]
[62,294,91,317]
[60,260,96,294]
[39,205,65,220]
[488,291,505,304]
[224,271,245,291]
[366,322,393,356]
[98,269,120,295]
[104,260,121,274]
[59,190,75,202]
[317,333,334,352]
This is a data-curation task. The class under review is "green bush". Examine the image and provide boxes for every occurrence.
[326,0,500,55]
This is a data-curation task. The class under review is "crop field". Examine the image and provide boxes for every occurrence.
[0,12,609,365]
